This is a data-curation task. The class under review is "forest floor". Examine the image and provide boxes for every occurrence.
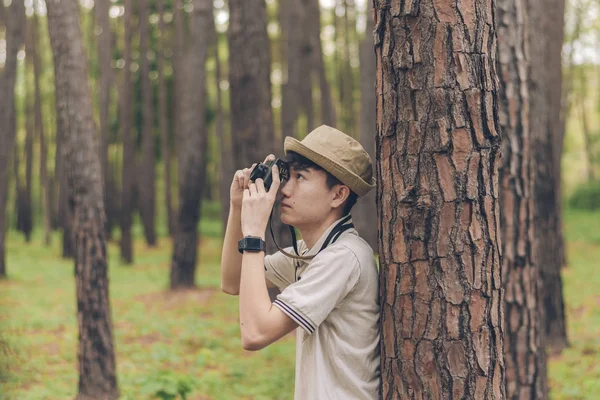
[0,209,599,399]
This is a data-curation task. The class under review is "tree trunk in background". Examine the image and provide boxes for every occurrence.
[46,0,119,397]
[22,22,35,242]
[170,0,211,290]
[497,0,547,397]
[342,0,356,136]
[0,0,25,277]
[280,0,302,138]
[353,0,376,251]
[138,0,157,246]
[157,0,174,236]
[229,0,290,255]
[306,0,336,127]
[95,0,116,239]
[527,0,568,354]
[56,112,75,258]
[375,0,505,397]
[577,74,594,182]
[120,0,134,263]
[33,5,51,246]
[212,8,233,231]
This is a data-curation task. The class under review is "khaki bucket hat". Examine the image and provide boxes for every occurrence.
[284,125,376,197]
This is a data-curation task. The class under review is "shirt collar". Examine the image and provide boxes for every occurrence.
[301,214,355,258]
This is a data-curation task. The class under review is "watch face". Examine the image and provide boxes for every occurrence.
[245,237,263,251]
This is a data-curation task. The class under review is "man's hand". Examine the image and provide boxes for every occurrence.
[241,164,281,238]
[230,154,275,209]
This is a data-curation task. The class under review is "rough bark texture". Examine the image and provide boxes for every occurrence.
[157,0,174,235]
[374,0,506,398]
[228,0,290,254]
[46,0,119,397]
[138,0,157,246]
[496,0,547,398]
[120,0,134,263]
[354,1,378,251]
[527,0,568,353]
[169,0,211,290]
[0,0,25,278]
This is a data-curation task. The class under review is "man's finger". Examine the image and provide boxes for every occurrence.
[249,182,258,195]
[255,178,265,193]
[263,154,275,163]
[269,165,281,195]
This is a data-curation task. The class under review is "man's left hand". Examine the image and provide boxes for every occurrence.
[241,165,281,239]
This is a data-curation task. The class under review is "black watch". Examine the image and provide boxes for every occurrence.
[238,236,266,254]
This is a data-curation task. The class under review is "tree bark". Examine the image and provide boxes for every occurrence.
[120,0,135,263]
[496,0,547,397]
[22,19,35,242]
[306,0,336,127]
[353,0,377,251]
[280,0,303,138]
[32,3,52,246]
[0,0,26,277]
[95,0,116,239]
[169,0,212,290]
[527,0,568,353]
[228,0,290,255]
[138,0,157,246]
[157,0,174,236]
[375,0,505,398]
[46,0,119,397]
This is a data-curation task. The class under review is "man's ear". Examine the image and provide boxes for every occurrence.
[331,185,350,209]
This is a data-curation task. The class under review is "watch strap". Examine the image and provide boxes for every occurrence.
[238,236,266,254]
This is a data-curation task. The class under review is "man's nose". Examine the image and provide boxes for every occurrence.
[279,179,292,196]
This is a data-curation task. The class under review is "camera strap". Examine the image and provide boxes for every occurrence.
[268,212,354,261]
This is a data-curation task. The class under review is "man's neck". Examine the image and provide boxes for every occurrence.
[298,213,345,251]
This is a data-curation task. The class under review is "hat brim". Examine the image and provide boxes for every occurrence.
[284,137,375,197]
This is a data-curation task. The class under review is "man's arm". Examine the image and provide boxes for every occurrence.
[239,252,298,351]
[220,205,276,295]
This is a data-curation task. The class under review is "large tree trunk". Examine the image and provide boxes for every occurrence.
[95,0,115,239]
[22,21,35,243]
[228,0,290,255]
[0,0,25,278]
[353,0,377,251]
[169,0,211,290]
[46,0,119,397]
[32,4,52,246]
[157,0,174,236]
[138,0,157,246]
[527,0,568,353]
[375,1,506,398]
[120,0,135,263]
[497,0,547,398]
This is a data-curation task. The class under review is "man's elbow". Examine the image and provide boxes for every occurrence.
[220,283,239,296]
[241,333,267,351]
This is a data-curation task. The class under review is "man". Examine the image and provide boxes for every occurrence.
[220,125,380,399]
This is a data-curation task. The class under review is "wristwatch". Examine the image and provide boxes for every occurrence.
[238,236,266,254]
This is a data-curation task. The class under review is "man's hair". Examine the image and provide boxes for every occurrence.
[284,151,358,216]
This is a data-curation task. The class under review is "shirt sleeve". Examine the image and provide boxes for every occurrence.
[272,244,361,335]
[264,247,296,290]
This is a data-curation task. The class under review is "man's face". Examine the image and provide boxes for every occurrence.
[278,166,336,228]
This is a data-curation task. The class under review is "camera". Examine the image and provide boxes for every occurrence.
[249,158,289,191]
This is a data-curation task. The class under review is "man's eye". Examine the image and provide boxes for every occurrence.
[296,173,304,180]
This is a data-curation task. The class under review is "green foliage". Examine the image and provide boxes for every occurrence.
[139,370,194,400]
[569,181,600,211]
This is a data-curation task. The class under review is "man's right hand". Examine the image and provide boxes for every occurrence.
[230,154,275,209]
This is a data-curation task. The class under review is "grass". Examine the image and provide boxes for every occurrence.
[1,209,599,399]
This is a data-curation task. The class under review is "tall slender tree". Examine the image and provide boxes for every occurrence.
[527,0,568,353]
[46,0,119,396]
[353,0,377,250]
[120,0,135,263]
[138,0,157,246]
[375,0,505,397]
[169,0,212,289]
[0,0,26,278]
[497,0,547,397]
